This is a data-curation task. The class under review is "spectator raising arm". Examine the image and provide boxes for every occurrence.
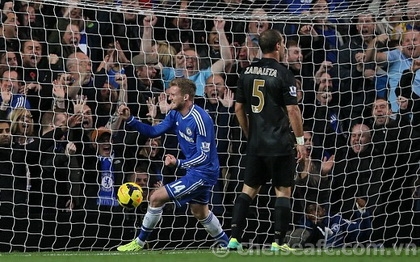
[106,74,128,131]
[364,34,389,63]
[211,17,232,74]
[141,13,158,54]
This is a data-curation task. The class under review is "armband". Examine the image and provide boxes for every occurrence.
[296,136,304,146]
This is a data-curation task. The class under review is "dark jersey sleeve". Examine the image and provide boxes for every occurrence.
[281,69,298,106]
[236,73,246,105]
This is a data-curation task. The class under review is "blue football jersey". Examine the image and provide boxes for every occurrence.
[300,211,372,247]
[0,94,31,112]
[126,104,220,184]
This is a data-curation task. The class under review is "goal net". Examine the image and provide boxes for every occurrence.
[0,0,419,251]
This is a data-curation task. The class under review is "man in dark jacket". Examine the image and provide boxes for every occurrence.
[331,123,382,220]
[0,118,28,251]
[370,98,420,246]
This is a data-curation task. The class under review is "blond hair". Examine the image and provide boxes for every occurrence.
[9,108,34,136]
[155,41,177,67]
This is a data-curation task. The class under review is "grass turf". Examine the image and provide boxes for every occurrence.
[0,249,419,262]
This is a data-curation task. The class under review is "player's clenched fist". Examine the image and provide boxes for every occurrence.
[164,154,177,167]
[118,104,131,121]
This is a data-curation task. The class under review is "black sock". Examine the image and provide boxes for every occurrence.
[231,193,252,242]
[274,197,291,245]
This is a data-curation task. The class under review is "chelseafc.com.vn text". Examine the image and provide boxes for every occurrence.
[211,243,419,257]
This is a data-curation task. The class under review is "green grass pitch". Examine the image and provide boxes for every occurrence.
[0,249,419,262]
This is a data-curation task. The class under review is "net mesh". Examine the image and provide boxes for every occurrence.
[0,0,419,251]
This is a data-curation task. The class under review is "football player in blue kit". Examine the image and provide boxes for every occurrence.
[117,78,229,251]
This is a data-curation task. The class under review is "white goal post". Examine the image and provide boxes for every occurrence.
[0,0,419,251]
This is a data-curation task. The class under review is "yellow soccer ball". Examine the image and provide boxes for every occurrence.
[117,182,143,209]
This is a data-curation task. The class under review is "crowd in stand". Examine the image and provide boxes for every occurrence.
[0,0,420,251]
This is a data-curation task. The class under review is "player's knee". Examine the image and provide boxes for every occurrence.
[190,205,208,220]
[275,186,291,197]
[149,191,165,207]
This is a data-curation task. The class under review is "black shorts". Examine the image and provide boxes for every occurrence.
[243,154,295,187]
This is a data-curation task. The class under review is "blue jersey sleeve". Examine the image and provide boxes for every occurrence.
[126,114,174,138]
[326,212,372,247]
[11,95,31,110]
[343,211,372,243]
[325,214,348,247]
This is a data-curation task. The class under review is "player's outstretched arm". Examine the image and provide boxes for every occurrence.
[119,104,173,138]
